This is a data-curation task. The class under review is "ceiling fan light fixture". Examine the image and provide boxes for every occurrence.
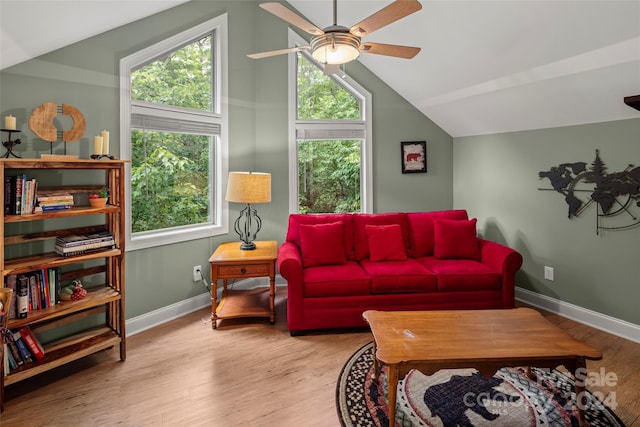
[311,32,360,65]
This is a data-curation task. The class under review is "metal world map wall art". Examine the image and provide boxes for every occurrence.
[538,149,640,234]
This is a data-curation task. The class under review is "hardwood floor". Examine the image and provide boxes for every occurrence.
[1,291,638,426]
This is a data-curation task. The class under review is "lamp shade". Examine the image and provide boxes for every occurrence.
[311,33,361,65]
[226,172,271,204]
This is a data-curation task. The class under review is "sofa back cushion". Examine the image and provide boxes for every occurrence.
[433,218,480,260]
[407,210,469,257]
[353,213,410,260]
[366,224,408,262]
[287,214,355,260]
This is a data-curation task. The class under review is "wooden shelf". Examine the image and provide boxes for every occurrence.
[4,327,121,385]
[0,158,125,169]
[4,205,119,223]
[216,288,272,319]
[3,249,121,276]
[6,286,121,330]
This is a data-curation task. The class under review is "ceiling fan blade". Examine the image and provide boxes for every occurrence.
[260,2,324,35]
[350,0,422,37]
[247,46,311,60]
[359,42,421,59]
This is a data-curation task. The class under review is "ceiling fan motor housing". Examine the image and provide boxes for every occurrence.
[311,25,361,64]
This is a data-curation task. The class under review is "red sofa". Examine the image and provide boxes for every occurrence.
[277,210,523,335]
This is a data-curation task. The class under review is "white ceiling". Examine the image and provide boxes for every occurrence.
[2,0,639,137]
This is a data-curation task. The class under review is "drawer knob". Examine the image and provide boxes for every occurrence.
[241,267,247,274]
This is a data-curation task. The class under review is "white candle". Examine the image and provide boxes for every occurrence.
[101,130,109,154]
[94,136,103,155]
[4,115,16,130]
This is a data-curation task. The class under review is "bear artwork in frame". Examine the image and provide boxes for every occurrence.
[401,141,427,173]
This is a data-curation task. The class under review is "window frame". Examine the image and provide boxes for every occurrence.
[119,15,229,251]
[288,30,373,214]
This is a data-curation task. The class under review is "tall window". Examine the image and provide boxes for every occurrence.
[120,15,228,250]
[288,31,372,214]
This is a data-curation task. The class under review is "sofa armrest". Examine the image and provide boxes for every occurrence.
[278,241,305,332]
[478,239,523,308]
[278,241,303,283]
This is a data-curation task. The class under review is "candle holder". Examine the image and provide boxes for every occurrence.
[1,129,22,158]
[90,154,115,160]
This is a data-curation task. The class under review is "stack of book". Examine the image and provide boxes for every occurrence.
[55,231,115,257]
[4,326,46,373]
[37,192,74,212]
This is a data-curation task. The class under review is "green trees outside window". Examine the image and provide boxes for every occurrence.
[296,54,363,213]
[130,35,213,233]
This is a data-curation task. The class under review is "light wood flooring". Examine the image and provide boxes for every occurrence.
[1,291,638,426]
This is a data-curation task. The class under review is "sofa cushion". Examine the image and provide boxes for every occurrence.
[407,210,469,257]
[366,224,407,262]
[419,257,501,291]
[433,218,480,260]
[299,221,347,267]
[361,258,437,293]
[287,213,355,259]
[302,261,371,297]
[353,213,410,260]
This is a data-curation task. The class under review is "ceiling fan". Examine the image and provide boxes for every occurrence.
[248,0,423,68]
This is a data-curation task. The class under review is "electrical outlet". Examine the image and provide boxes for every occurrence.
[193,265,202,282]
[544,266,554,281]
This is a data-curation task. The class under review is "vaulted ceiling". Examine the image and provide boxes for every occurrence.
[2,0,639,137]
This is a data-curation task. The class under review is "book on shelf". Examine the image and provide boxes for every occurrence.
[14,175,23,215]
[21,178,37,215]
[4,176,17,215]
[16,275,29,319]
[5,344,17,373]
[40,204,73,212]
[18,327,45,360]
[4,274,18,319]
[55,231,115,257]
[36,192,74,202]
[12,331,34,364]
[28,273,39,311]
[6,340,24,367]
[49,268,60,305]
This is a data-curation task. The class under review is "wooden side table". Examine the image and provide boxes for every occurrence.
[208,240,277,329]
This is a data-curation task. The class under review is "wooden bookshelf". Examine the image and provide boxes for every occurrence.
[0,159,127,411]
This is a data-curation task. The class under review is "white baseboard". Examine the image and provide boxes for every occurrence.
[126,292,211,336]
[515,287,640,344]
[126,275,286,336]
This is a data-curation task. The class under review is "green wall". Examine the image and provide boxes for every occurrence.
[454,118,640,325]
[0,1,452,319]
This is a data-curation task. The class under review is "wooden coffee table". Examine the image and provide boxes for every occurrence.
[362,308,602,427]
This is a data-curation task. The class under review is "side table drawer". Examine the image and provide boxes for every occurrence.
[217,264,270,277]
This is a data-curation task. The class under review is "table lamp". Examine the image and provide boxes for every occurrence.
[225,172,272,250]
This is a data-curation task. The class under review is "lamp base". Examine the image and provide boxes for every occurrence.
[234,204,262,251]
[239,241,257,251]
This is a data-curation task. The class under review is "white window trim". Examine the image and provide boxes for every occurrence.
[119,14,229,251]
[287,30,373,214]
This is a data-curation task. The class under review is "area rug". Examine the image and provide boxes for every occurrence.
[336,342,624,427]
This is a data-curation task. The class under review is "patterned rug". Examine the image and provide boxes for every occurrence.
[336,342,624,427]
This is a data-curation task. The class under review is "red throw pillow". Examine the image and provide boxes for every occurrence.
[433,218,480,260]
[299,222,347,267]
[366,224,408,262]
[407,210,469,257]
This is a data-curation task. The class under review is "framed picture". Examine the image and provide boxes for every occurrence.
[401,141,427,173]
